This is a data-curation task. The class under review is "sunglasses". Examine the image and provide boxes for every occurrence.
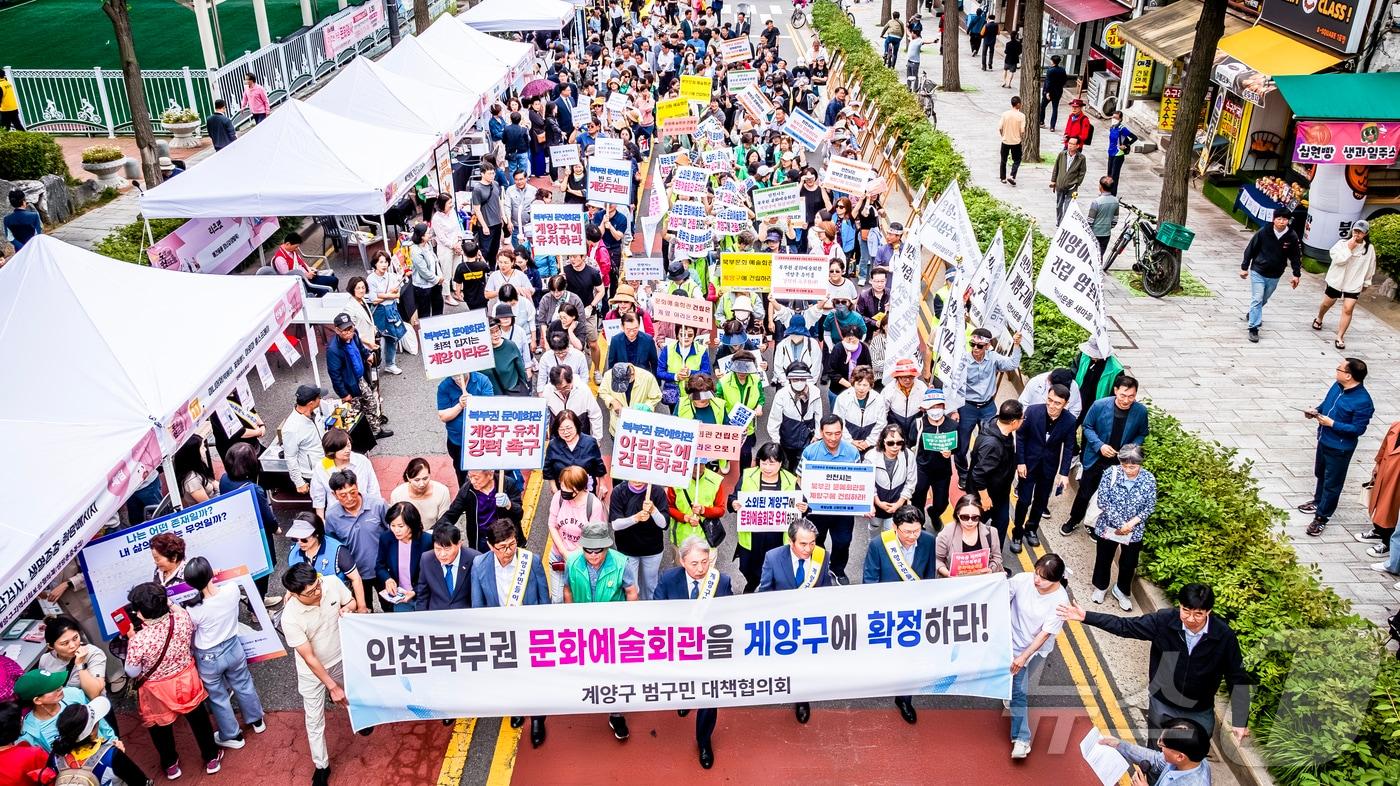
[297,537,316,544]
[583,547,607,554]
[957,513,982,522]
[886,440,905,446]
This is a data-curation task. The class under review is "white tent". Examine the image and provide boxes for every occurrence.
[414,26,513,100]
[419,17,519,97]
[461,0,573,32]
[139,99,441,219]
[454,18,537,85]
[0,235,304,628]
[307,55,478,143]
[378,36,495,119]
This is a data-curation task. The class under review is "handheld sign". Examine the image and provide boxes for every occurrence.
[420,309,493,379]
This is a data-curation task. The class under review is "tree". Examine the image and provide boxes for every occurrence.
[413,0,431,34]
[941,1,960,91]
[881,0,894,25]
[1017,0,1045,163]
[101,0,161,188]
[1158,0,1227,229]
[905,0,918,23]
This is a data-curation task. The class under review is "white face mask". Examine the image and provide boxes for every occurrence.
[1111,118,1120,126]
[842,340,859,352]
[929,407,945,419]
[791,381,808,392]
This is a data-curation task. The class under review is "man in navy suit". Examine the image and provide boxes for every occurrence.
[415,523,480,611]
[471,520,550,747]
[758,518,830,724]
[1061,376,1149,536]
[862,505,937,724]
[1011,384,1079,553]
[653,536,733,769]
[555,83,577,137]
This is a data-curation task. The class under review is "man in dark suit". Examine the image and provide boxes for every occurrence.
[555,83,577,137]
[1011,384,1079,553]
[471,520,550,747]
[653,536,733,769]
[863,505,937,724]
[759,518,830,724]
[1041,54,1069,130]
[415,523,480,611]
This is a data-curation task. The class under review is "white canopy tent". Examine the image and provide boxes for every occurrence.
[307,55,478,143]
[413,28,513,102]
[461,0,573,32]
[453,18,537,86]
[377,36,497,119]
[0,235,307,628]
[139,99,441,219]
[419,17,519,97]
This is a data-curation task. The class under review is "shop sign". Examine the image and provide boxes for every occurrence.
[1158,86,1182,131]
[1259,0,1372,54]
[1089,48,1123,78]
[1293,120,1400,165]
[1216,93,1246,144]
[1129,52,1154,95]
[1101,22,1126,49]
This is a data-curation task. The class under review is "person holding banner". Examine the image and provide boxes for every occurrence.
[936,495,1004,577]
[605,312,661,378]
[952,328,1023,484]
[609,479,671,600]
[730,443,805,592]
[767,363,824,473]
[758,518,831,724]
[562,521,638,741]
[800,416,862,584]
[863,504,937,724]
[652,536,734,769]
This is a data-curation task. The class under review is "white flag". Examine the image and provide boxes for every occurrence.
[918,179,980,292]
[883,212,924,385]
[934,284,968,410]
[966,227,1007,336]
[1001,230,1037,356]
[1034,203,1112,352]
[639,157,669,253]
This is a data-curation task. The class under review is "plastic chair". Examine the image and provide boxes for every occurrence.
[335,215,377,273]
[258,264,333,297]
[1246,131,1283,169]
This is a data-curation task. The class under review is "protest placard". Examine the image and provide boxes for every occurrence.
[701,148,733,174]
[593,136,624,159]
[822,156,875,196]
[624,255,664,281]
[661,114,699,136]
[651,293,714,330]
[667,200,710,233]
[602,317,623,344]
[549,144,580,169]
[605,90,629,113]
[800,461,876,515]
[727,404,755,430]
[727,68,758,92]
[921,431,958,452]
[672,227,714,259]
[612,409,699,487]
[656,152,681,179]
[1035,203,1112,354]
[771,254,830,299]
[720,252,773,291]
[717,36,753,64]
[696,423,745,462]
[736,84,774,122]
[1001,232,1037,355]
[460,397,549,471]
[781,107,830,152]
[571,104,593,128]
[679,74,712,102]
[79,487,274,639]
[752,183,803,220]
[737,492,798,532]
[587,157,634,205]
[419,309,493,378]
[671,166,711,197]
[656,97,690,125]
[529,204,586,256]
[714,204,750,235]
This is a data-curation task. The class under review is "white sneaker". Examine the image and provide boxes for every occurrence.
[1011,740,1031,759]
[1394,579,1400,592]
[263,594,283,608]
[1112,586,1132,612]
[213,732,245,749]
[1091,589,1106,604]
[1370,561,1397,574]
[385,364,403,375]
[250,719,267,734]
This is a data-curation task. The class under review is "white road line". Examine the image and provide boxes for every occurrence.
[770,3,782,13]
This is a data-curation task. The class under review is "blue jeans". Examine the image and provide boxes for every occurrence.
[954,400,999,479]
[624,553,664,601]
[380,333,398,368]
[883,36,901,62]
[1009,655,1047,743]
[508,152,530,177]
[1386,534,1400,573]
[1247,269,1280,329]
[194,636,265,739]
[1313,443,1356,520]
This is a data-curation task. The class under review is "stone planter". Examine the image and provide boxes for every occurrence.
[165,120,202,148]
[81,158,127,189]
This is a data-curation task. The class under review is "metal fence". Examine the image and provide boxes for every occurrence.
[4,0,453,136]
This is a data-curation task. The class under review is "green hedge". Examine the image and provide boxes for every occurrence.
[812,4,1400,783]
[1370,214,1400,295]
[0,130,70,182]
[95,216,303,265]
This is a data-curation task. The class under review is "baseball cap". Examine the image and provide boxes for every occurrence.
[611,363,635,392]
[13,669,67,701]
[332,313,354,330]
[285,518,317,540]
[579,520,615,549]
[891,358,919,377]
[295,384,328,406]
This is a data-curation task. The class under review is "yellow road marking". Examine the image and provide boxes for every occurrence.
[485,720,523,786]
[435,718,478,786]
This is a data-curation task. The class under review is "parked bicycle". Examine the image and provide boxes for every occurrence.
[1104,202,1184,298]
[912,72,938,125]
[791,0,808,27]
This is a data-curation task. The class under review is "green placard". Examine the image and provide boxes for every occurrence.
[922,431,957,452]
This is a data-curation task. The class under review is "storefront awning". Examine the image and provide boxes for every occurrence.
[1045,0,1130,27]
[1212,25,1343,107]
[1117,1,1253,64]
[1273,73,1400,121]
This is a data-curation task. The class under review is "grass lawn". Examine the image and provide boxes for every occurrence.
[0,0,352,70]
[1112,267,1214,297]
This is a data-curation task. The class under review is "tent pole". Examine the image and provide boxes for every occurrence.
[257,244,266,268]
[162,454,183,511]
[302,302,323,390]
[379,215,389,253]
[143,215,154,246]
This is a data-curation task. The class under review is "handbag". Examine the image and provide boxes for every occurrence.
[129,615,174,692]
[702,517,726,548]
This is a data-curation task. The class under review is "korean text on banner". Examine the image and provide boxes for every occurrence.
[656,97,690,126]
[323,0,384,59]
[919,179,982,285]
[753,183,803,220]
[737,492,797,532]
[605,91,629,114]
[651,293,715,331]
[593,137,625,159]
[571,104,593,128]
[668,200,710,233]
[612,409,699,487]
[679,74,713,102]
[624,255,664,281]
[714,205,750,235]
[460,397,549,471]
[419,309,493,379]
[1000,232,1037,355]
[800,461,876,515]
[671,166,711,197]
[822,156,874,196]
[549,144,580,169]
[79,487,273,639]
[146,217,280,275]
[530,204,587,256]
[587,157,634,206]
[1293,121,1400,166]
[661,115,699,136]
[771,254,830,300]
[696,423,745,461]
[727,68,758,92]
[340,575,1012,727]
[883,214,923,383]
[1034,203,1112,353]
[736,84,774,122]
[720,252,773,291]
[717,36,753,64]
[781,108,831,152]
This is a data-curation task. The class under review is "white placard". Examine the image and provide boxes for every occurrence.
[272,334,302,367]
[781,107,830,152]
[549,144,580,168]
[800,460,876,515]
[253,355,275,389]
[752,183,803,220]
[419,308,494,379]
[459,396,550,471]
[727,68,759,92]
[602,317,623,344]
[587,157,634,205]
[571,105,593,128]
[612,408,700,488]
[624,255,664,281]
[1080,728,1131,786]
[594,136,625,159]
[737,491,798,532]
[1034,202,1112,353]
[919,179,982,283]
[530,204,587,256]
[821,156,875,196]
[605,90,629,114]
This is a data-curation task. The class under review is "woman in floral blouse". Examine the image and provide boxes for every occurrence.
[1088,444,1158,612]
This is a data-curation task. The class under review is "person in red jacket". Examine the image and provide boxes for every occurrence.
[1063,99,1093,148]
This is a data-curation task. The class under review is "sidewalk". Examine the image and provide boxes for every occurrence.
[841,4,1400,624]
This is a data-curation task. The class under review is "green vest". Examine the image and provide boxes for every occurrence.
[677,396,729,425]
[665,342,706,379]
[735,467,798,551]
[1074,353,1125,402]
[671,468,724,546]
[564,549,629,603]
[718,372,764,435]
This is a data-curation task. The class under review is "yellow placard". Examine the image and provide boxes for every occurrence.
[656,97,690,125]
[679,74,712,103]
[720,252,773,291]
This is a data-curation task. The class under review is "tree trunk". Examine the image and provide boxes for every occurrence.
[414,0,431,34]
[1018,0,1044,163]
[941,4,960,91]
[386,0,402,45]
[881,0,894,25]
[1157,0,1226,228]
[101,0,161,189]
[905,0,918,23]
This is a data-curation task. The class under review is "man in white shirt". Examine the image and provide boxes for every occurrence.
[501,170,538,248]
[282,385,328,495]
[1008,553,1069,760]
[1018,367,1083,420]
[280,564,360,786]
[543,365,604,435]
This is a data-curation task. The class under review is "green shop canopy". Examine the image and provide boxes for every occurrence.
[1273,73,1400,121]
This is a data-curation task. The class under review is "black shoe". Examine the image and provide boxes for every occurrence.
[1024,530,1041,548]
[530,717,546,748]
[677,709,690,717]
[699,744,715,769]
[312,767,330,786]
[609,715,630,741]
[510,716,524,729]
[358,726,376,736]
[1306,516,1328,536]
[375,427,395,438]
[440,719,453,727]
[833,575,850,586]
[795,703,810,724]
[1248,328,1259,343]
[1297,502,1318,514]
[379,413,389,424]
[1009,537,1023,554]
[895,698,917,724]
[1059,522,1078,536]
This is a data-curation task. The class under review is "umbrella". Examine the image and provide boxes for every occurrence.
[520,79,558,100]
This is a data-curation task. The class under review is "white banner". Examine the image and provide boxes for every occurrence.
[145,217,279,275]
[612,409,700,488]
[821,156,874,196]
[1034,203,1112,351]
[79,487,273,639]
[341,575,1012,727]
[624,255,664,282]
[800,461,876,515]
[966,227,1007,335]
[752,183,803,220]
[727,68,759,92]
[736,84,774,122]
[737,491,798,532]
[883,214,923,384]
[717,36,754,64]
[671,166,711,197]
[571,105,593,129]
[459,396,549,471]
[1001,231,1037,356]
[771,254,829,300]
[781,107,830,152]
[587,157,634,205]
[549,144,580,169]
[934,283,969,411]
[919,180,981,287]
[530,204,586,256]
[594,136,625,159]
[420,309,493,379]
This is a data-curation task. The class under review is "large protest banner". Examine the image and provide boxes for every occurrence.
[1001,231,1037,355]
[612,409,699,487]
[530,204,586,256]
[460,397,549,471]
[419,309,493,379]
[800,461,877,515]
[720,252,773,291]
[966,228,1007,334]
[752,183,803,220]
[771,254,830,299]
[341,575,1011,727]
[146,217,279,275]
[79,487,272,639]
[651,293,714,330]
[587,157,634,205]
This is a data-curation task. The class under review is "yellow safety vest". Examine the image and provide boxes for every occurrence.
[735,466,798,551]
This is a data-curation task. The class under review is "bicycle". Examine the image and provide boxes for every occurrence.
[1104,201,1180,298]
[791,2,807,27]
[914,72,938,125]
